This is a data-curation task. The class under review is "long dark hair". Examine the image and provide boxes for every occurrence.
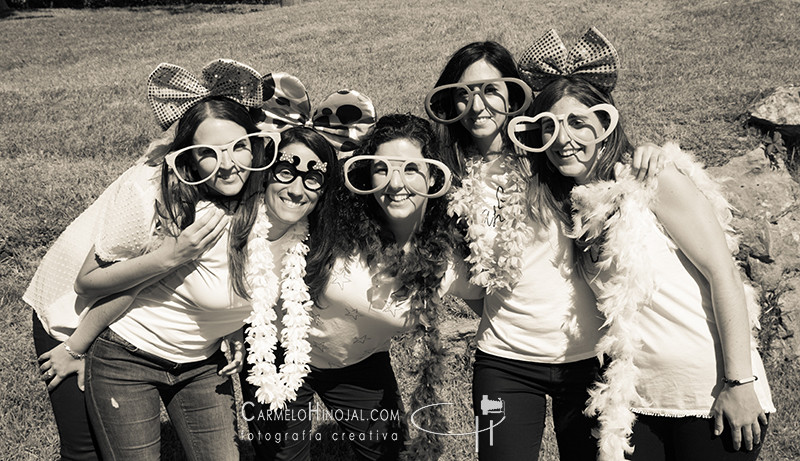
[305,113,458,303]
[305,113,457,459]
[157,96,265,298]
[527,77,634,226]
[229,126,338,299]
[159,96,266,232]
[432,41,526,177]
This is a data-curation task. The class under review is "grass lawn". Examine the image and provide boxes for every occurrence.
[2,0,799,459]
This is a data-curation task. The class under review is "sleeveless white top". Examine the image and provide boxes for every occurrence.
[581,215,776,416]
[470,156,603,363]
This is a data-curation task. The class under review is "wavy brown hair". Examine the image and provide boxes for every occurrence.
[228,126,338,299]
[526,76,634,227]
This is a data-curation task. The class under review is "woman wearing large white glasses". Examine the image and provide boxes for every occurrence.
[425,40,669,461]
[250,113,476,461]
[510,29,774,461]
[26,60,307,461]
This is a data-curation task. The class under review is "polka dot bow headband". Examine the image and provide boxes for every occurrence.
[147,59,263,130]
[258,72,377,156]
[518,27,619,93]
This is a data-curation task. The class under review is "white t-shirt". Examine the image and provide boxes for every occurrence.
[469,156,603,363]
[109,203,264,363]
[307,255,458,369]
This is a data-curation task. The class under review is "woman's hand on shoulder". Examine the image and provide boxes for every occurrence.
[712,383,768,451]
[626,142,668,181]
[156,208,228,267]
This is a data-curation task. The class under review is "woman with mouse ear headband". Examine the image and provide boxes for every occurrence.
[512,27,775,461]
[239,73,430,461]
[27,58,282,461]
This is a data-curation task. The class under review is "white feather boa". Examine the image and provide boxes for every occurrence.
[569,143,760,461]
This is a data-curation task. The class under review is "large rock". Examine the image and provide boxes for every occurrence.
[710,147,800,359]
[747,85,800,140]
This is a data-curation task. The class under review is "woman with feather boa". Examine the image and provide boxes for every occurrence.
[507,31,776,461]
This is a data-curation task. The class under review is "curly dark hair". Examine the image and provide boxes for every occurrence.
[305,113,460,458]
[306,113,459,304]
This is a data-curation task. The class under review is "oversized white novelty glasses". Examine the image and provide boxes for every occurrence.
[343,155,453,198]
[507,104,619,153]
[424,78,533,124]
[165,132,280,185]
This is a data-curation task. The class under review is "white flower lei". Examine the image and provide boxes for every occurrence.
[244,203,313,410]
[448,154,531,294]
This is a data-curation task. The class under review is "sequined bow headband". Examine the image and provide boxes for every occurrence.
[147,59,263,130]
[518,27,619,93]
[258,72,377,156]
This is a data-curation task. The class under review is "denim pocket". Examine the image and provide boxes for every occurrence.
[99,328,140,353]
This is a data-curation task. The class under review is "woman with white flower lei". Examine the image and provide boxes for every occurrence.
[510,28,775,461]
[426,39,665,461]
[235,125,339,449]
[249,113,476,461]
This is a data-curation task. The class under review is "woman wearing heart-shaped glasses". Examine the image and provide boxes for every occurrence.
[513,39,775,461]
[425,39,671,461]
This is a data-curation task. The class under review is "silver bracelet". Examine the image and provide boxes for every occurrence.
[64,343,86,360]
[722,375,758,387]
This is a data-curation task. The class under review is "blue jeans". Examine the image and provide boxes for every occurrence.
[241,349,406,460]
[85,328,238,461]
[32,311,101,461]
[472,349,602,461]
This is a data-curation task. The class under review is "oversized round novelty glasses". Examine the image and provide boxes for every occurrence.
[507,104,619,153]
[343,155,453,198]
[424,78,533,125]
[270,155,327,192]
[165,132,280,185]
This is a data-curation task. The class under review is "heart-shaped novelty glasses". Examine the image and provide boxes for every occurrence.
[507,104,619,153]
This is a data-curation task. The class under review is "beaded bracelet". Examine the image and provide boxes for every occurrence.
[722,376,758,387]
[64,343,86,360]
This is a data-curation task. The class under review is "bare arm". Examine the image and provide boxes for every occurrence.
[38,288,139,391]
[446,257,485,316]
[652,166,766,451]
[74,208,227,298]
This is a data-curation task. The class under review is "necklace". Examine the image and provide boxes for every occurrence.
[448,154,531,294]
[243,203,313,410]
